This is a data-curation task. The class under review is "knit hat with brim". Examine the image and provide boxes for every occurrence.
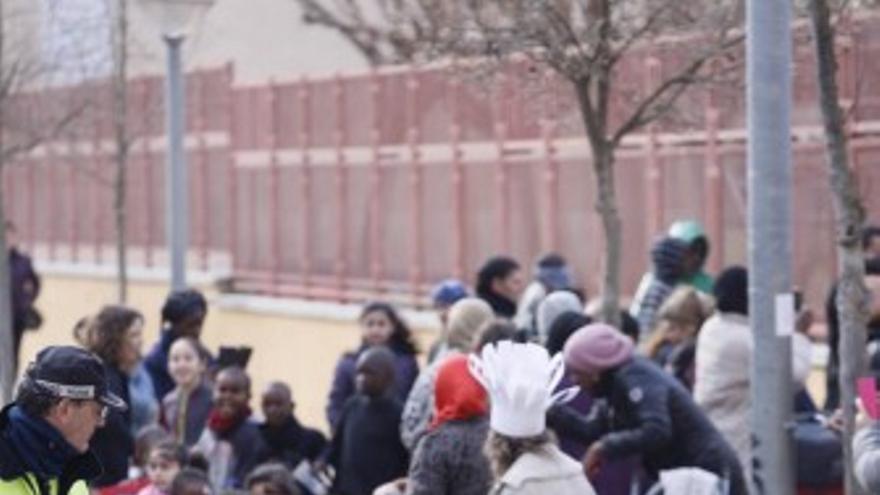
[563,323,634,374]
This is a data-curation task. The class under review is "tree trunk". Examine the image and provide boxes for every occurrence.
[594,144,623,326]
[573,78,622,326]
[112,0,129,304]
[807,1,869,493]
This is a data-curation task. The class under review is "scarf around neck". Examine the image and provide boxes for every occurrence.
[6,405,81,479]
[207,406,252,438]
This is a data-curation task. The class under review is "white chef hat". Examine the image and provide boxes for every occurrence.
[468,340,579,438]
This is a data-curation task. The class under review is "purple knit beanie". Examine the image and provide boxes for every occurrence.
[563,323,635,374]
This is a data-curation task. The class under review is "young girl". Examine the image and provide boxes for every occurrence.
[162,337,213,447]
[139,440,188,495]
[325,302,419,428]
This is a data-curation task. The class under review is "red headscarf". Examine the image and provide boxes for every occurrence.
[430,354,488,430]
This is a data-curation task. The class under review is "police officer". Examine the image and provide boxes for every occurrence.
[0,346,127,495]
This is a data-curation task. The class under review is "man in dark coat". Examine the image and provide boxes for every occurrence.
[548,323,746,494]
[7,222,41,376]
[0,346,127,495]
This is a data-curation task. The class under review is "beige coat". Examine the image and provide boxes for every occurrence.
[490,444,596,495]
[694,312,812,486]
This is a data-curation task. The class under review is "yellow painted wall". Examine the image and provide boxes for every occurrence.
[17,274,437,433]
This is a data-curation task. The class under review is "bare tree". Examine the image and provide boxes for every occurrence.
[807,2,870,493]
[110,0,131,303]
[295,0,743,323]
[0,0,91,402]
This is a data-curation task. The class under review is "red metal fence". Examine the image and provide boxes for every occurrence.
[5,18,880,309]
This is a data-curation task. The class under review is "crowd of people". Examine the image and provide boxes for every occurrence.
[2,219,880,495]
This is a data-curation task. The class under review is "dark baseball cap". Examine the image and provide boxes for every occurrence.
[25,346,127,411]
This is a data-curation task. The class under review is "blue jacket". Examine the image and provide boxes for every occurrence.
[143,330,178,402]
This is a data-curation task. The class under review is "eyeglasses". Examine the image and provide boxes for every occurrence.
[71,400,108,421]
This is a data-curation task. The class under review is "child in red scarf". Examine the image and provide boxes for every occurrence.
[191,366,268,490]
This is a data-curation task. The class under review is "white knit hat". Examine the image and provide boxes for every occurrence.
[468,341,579,438]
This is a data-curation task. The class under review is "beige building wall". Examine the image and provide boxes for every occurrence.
[17,273,438,433]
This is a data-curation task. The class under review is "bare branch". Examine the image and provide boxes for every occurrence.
[611,32,744,145]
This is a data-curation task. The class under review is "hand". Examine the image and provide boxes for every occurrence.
[582,442,604,478]
[795,308,814,335]
[312,460,327,476]
[826,408,845,433]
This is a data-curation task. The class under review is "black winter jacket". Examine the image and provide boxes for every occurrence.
[548,356,746,494]
[88,365,133,487]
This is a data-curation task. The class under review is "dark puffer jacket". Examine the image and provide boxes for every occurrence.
[548,356,746,495]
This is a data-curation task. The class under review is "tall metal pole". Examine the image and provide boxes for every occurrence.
[164,35,188,291]
[747,0,795,493]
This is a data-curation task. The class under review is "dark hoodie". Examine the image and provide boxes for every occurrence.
[0,405,102,495]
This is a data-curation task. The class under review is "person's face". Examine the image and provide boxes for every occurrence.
[355,360,390,398]
[660,320,690,345]
[175,310,206,339]
[6,227,17,248]
[570,369,602,394]
[168,340,205,389]
[250,482,286,495]
[361,310,394,346]
[53,399,106,453]
[261,388,293,427]
[146,452,181,492]
[681,247,704,277]
[119,318,145,373]
[492,269,525,302]
[867,236,880,259]
[214,371,250,418]
[435,304,452,328]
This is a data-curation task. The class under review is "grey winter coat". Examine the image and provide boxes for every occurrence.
[406,418,492,495]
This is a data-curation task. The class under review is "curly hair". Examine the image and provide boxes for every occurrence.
[85,305,144,368]
[360,301,419,355]
[484,429,553,478]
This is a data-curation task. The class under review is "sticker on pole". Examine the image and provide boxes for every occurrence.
[775,293,795,337]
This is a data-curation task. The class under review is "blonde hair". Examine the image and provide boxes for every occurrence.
[485,430,553,478]
[644,287,713,357]
[446,298,495,352]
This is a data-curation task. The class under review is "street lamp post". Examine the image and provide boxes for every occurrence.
[137,0,216,291]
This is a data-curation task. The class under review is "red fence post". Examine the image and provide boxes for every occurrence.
[26,156,36,254]
[644,57,664,242]
[46,145,58,262]
[449,65,466,281]
[704,106,724,273]
[268,80,282,295]
[92,115,103,264]
[225,63,238,277]
[247,89,260,276]
[541,69,560,254]
[298,76,313,298]
[369,69,384,296]
[140,82,156,268]
[67,137,79,263]
[492,71,511,254]
[334,73,350,302]
[196,72,211,271]
[406,69,424,305]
